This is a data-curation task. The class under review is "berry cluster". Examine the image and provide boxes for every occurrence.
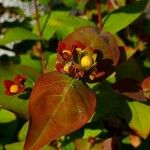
[56,26,120,82]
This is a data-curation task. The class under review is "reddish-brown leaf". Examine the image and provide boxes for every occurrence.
[141,76,150,99]
[102,137,120,150]
[112,78,146,101]
[129,135,141,148]
[62,26,120,65]
[24,71,96,150]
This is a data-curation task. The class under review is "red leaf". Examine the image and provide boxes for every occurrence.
[129,135,141,148]
[141,76,150,99]
[61,26,120,65]
[24,71,96,150]
[102,137,120,150]
[112,78,146,101]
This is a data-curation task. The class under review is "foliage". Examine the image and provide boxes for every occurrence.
[0,0,150,150]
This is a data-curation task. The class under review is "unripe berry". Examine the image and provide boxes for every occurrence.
[81,55,94,69]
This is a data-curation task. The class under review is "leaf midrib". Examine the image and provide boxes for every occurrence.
[30,78,74,149]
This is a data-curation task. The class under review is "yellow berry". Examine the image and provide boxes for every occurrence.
[81,55,94,69]
[10,85,19,93]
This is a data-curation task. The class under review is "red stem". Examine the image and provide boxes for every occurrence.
[33,0,47,73]
[96,0,103,32]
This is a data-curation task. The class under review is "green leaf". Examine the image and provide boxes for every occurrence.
[18,122,29,141]
[0,63,39,119]
[62,142,75,150]
[5,142,56,150]
[74,139,91,150]
[24,71,96,149]
[127,101,150,139]
[0,145,3,150]
[103,0,148,33]
[0,109,18,145]
[0,109,16,123]
[74,138,102,150]
[83,129,101,139]
[61,0,88,9]
[61,0,77,8]
[91,81,128,122]
[41,26,57,41]
[5,142,24,150]
[0,27,40,45]
[38,0,51,5]
[37,11,95,40]
[116,58,144,81]
[144,58,150,68]
[47,53,57,72]
[11,54,41,73]
[122,136,130,144]
[77,0,89,10]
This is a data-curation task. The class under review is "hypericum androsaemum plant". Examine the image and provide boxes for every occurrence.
[1,0,150,150]
[23,26,120,150]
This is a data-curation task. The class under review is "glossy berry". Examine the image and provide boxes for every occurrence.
[81,55,94,69]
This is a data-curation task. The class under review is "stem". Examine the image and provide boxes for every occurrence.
[41,9,51,33]
[96,0,103,32]
[33,0,42,37]
[33,0,47,73]
[110,0,119,9]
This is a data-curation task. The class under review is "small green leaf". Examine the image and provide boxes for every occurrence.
[0,109,18,145]
[0,109,16,123]
[62,142,75,150]
[83,129,101,139]
[122,136,130,144]
[5,142,56,150]
[47,53,57,71]
[0,27,40,45]
[127,101,150,139]
[103,0,148,33]
[74,139,91,150]
[144,58,150,68]
[5,142,24,150]
[61,0,77,8]
[18,122,29,141]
